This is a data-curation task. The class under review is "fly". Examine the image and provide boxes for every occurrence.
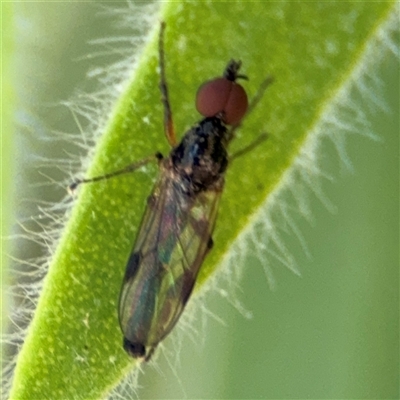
[69,22,273,361]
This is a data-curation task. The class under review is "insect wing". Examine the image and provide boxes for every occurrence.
[118,169,222,356]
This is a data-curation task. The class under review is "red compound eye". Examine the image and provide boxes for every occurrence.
[196,77,248,125]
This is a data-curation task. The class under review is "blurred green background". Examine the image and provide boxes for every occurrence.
[2,3,398,399]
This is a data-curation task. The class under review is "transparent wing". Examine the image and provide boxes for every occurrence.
[118,169,223,353]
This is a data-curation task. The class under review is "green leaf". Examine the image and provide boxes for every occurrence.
[8,2,397,399]
[2,5,21,396]
[1,3,16,333]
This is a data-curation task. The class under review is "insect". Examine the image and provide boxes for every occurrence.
[70,23,272,361]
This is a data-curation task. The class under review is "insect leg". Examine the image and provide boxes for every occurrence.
[226,75,274,142]
[229,133,268,162]
[68,152,163,193]
[159,22,177,147]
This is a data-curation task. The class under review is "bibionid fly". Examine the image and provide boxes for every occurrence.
[70,22,273,361]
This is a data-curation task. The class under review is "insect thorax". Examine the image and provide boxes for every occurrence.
[170,117,228,193]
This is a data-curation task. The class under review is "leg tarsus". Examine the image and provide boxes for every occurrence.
[68,153,161,194]
[227,75,274,142]
[158,22,176,147]
[229,133,268,162]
